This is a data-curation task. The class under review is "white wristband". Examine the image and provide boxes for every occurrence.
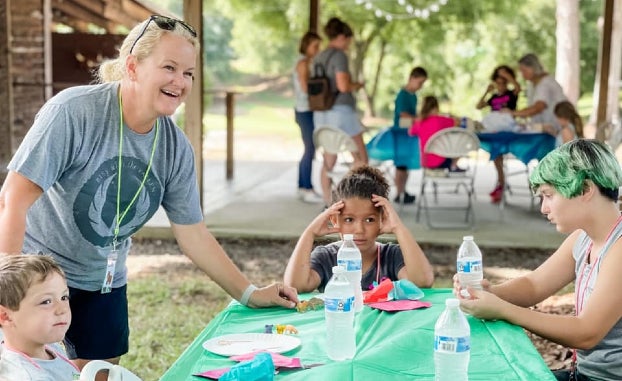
[239,284,257,306]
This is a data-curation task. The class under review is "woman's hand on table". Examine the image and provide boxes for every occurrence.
[459,287,509,321]
[248,283,299,309]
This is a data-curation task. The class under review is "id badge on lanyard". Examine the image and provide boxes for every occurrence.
[103,94,159,293]
[101,248,118,294]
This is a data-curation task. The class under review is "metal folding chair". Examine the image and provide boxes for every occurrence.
[313,125,359,189]
[415,127,480,229]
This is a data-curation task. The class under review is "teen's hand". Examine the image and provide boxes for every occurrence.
[373,194,404,235]
[486,83,495,92]
[453,273,492,299]
[459,287,507,320]
[307,200,344,237]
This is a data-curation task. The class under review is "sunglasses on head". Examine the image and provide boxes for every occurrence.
[129,15,197,54]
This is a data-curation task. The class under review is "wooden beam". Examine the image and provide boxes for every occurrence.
[65,0,104,16]
[183,0,204,211]
[44,0,53,100]
[226,92,235,180]
[0,0,13,185]
[52,0,159,30]
[52,0,109,27]
[596,0,614,141]
[309,0,319,33]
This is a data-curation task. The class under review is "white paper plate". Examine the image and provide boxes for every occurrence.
[202,333,301,356]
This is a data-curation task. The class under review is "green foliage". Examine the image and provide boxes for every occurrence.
[150,0,602,119]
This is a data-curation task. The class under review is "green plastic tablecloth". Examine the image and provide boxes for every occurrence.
[159,289,555,381]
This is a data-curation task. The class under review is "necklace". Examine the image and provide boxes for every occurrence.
[113,92,159,248]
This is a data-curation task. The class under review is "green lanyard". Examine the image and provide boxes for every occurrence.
[114,93,159,250]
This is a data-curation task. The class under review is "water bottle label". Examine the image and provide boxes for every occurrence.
[325,296,355,312]
[457,259,482,274]
[337,259,362,272]
[434,335,470,353]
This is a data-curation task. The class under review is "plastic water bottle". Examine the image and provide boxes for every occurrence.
[457,236,483,296]
[324,266,356,361]
[434,298,470,381]
[337,234,363,312]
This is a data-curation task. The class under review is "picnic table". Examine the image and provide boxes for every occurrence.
[160,289,555,380]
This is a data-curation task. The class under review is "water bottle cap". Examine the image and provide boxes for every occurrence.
[463,235,474,241]
[445,298,460,308]
[332,265,346,274]
[343,234,354,240]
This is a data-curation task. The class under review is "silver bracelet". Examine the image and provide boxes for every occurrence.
[239,284,258,306]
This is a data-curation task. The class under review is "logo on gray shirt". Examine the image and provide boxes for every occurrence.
[73,156,161,247]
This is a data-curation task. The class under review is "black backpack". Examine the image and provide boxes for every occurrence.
[308,50,338,111]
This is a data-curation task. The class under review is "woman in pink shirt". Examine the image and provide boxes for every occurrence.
[408,96,462,170]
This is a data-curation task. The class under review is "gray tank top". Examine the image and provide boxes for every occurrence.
[573,218,622,380]
[293,56,310,112]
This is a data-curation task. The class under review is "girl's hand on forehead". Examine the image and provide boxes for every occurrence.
[372,194,403,234]
[308,200,344,237]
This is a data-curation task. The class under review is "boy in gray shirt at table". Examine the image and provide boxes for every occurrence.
[0,255,80,380]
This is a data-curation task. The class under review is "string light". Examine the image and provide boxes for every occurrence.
[356,0,449,21]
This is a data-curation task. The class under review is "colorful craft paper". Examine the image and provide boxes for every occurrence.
[194,351,303,380]
[367,300,432,312]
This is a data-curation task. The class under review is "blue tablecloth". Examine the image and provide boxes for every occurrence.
[367,127,421,169]
[477,132,556,164]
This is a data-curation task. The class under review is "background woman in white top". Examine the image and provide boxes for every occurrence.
[507,53,567,130]
[293,32,323,203]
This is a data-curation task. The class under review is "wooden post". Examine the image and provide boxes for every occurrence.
[183,0,204,210]
[0,0,13,185]
[43,0,52,100]
[309,0,320,33]
[226,92,235,180]
[596,0,614,142]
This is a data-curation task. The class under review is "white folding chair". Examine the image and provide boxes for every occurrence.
[415,127,480,229]
[80,360,142,381]
[313,125,359,189]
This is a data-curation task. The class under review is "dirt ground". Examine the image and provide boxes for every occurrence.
[127,236,573,371]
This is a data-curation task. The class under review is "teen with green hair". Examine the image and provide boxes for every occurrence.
[454,139,622,381]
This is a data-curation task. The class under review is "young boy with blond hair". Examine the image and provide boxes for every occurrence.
[0,255,79,380]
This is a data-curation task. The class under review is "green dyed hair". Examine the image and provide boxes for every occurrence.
[530,139,622,201]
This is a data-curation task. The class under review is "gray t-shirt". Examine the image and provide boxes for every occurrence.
[313,48,356,108]
[310,241,405,292]
[0,342,80,380]
[8,82,203,291]
[573,223,622,380]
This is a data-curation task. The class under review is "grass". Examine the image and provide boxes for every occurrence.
[122,273,230,381]
[203,90,301,141]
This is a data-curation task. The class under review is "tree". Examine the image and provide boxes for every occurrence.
[151,0,602,121]
[556,0,580,104]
